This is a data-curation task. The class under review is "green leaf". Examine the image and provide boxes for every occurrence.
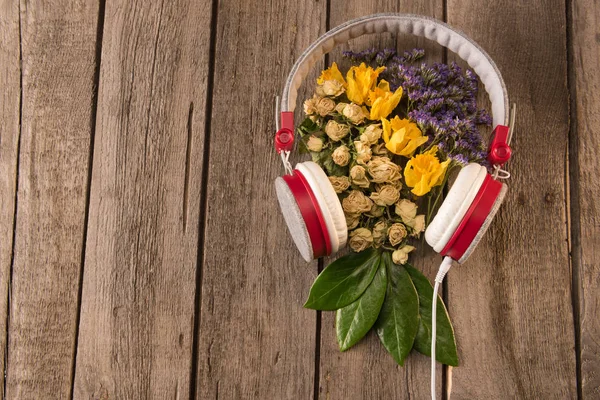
[336,261,387,351]
[304,249,380,311]
[298,117,319,135]
[375,253,419,365]
[405,264,459,366]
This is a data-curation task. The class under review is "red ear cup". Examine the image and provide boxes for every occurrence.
[440,174,507,263]
[275,169,332,261]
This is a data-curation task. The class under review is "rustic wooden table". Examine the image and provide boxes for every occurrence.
[1,0,598,399]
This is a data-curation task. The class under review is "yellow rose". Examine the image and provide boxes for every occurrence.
[345,212,361,230]
[329,176,351,193]
[387,223,408,246]
[370,185,400,206]
[404,146,450,196]
[353,141,372,165]
[368,80,403,120]
[325,120,350,141]
[342,190,373,214]
[367,156,401,183]
[349,228,374,252]
[332,145,351,166]
[350,165,370,188]
[346,63,386,105]
[360,124,383,146]
[394,199,418,223]
[342,103,367,125]
[306,135,324,152]
[392,245,415,265]
[372,221,388,247]
[317,62,346,86]
[382,116,429,157]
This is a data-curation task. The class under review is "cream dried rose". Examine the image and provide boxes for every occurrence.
[343,103,366,124]
[370,185,400,206]
[349,228,374,252]
[318,80,345,97]
[372,142,391,156]
[387,223,408,246]
[329,176,350,193]
[342,190,373,214]
[315,97,336,116]
[367,156,401,183]
[335,102,348,114]
[345,212,361,230]
[350,165,370,188]
[360,124,383,145]
[332,145,351,166]
[367,204,385,218]
[303,95,319,115]
[408,214,426,236]
[354,141,372,165]
[392,245,416,265]
[372,221,388,247]
[325,120,350,141]
[395,199,418,223]
[306,135,324,152]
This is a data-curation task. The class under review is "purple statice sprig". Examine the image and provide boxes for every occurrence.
[343,48,492,167]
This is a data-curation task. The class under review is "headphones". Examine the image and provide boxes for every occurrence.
[274,14,514,265]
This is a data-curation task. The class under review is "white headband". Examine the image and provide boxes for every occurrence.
[281,13,509,128]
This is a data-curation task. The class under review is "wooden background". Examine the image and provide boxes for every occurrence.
[0,0,597,398]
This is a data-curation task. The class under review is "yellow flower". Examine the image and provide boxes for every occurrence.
[368,80,403,120]
[346,63,385,105]
[382,116,429,157]
[317,62,346,86]
[404,147,450,196]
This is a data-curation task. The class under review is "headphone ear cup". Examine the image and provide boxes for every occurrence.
[275,177,314,262]
[425,164,488,252]
[296,162,347,252]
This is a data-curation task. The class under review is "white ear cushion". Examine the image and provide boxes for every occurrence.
[425,163,488,253]
[275,177,313,262]
[296,162,348,252]
[458,183,507,264]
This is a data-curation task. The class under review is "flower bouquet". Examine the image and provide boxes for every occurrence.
[298,49,492,366]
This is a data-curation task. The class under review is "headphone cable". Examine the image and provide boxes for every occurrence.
[431,256,453,400]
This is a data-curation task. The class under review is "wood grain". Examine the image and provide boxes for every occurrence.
[194,1,325,398]
[317,3,447,399]
[570,0,600,397]
[0,1,21,397]
[4,1,99,398]
[72,1,212,398]
[446,0,577,398]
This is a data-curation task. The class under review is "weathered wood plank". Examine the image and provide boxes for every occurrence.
[318,3,445,399]
[0,1,21,397]
[446,1,577,398]
[4,1,99,398]
[570,0,600,397]
[72,1,212,398]
[194,1,325,398]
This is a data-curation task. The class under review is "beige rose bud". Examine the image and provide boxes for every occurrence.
[303,95,320,115]
[367,204,385,218]
[367,156,402,183]
[342,190,373,214]
[372,142,391,156]
[329,176,351,193]
[306,135,324,152]
[345,212,361,230]
[332,145,351,166]
[335,102,348,114]
[315,97,336,117]
[370,185,400,206]
[360,124,383,146]
[318,80,345,97]
[350,165,370,188]
[349,228,374,252]
[409,214,426,237]
[372,221,388,247]
[325,120,350,142]
[353,141,372,165]
[343,103,366,125]
[392,245,416,265]
[387,223,408,246]
[395,199,418,223]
